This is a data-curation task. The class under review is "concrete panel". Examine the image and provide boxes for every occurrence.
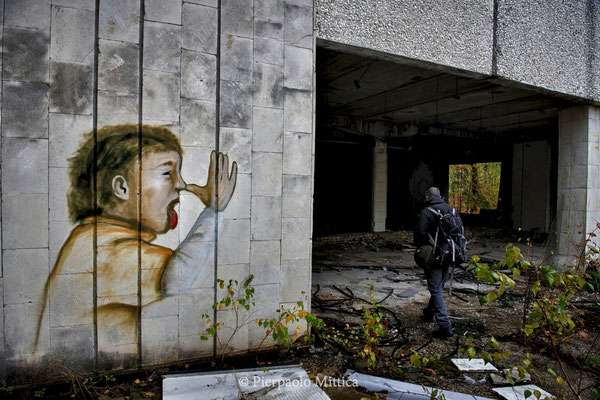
[281,217,310,260]
[181,50,216,100]
[3,27,49,82]
[253,63,284,109]
[2,194,48,249]
[255,0,284,22]
[282,175,311,218]
[3,249,49,305]
[145,0,182,25]
[315,0,493,75]
[496,0,600,101]
[144,21,182,73]
[181,99,216,147]
[49,325,95,371]
[217,218,251,265]
[222,0,253,38]
[5,0,51,31]
[283,89,312,133]
[49,167,70,222]
[3,81,48,138]
[219,127,252,173]
[97,91,139,127]
[98,39,139,93]
[99,0,140,42]
[253,107,284,153]
[280,259,310,303]
[49,61,93,115]
[2,138,49,194]
[252,152,283,197]
[251,196,282,240]
[250,241,281,285]
[48,113,91,168]
[284,3,312,49]
[52,0,95,11]
[221,81,253,129]
[255,36,284,66]
[5,302,49,358]
[182,3,218,54]
[221,35,253,82]
[283,132,312,175]
[50,6,95,63]
[284,46,312,90]
[255,19,284,40]
[143,70,180,123]
[222,173,251,220]
[141,316,179,365]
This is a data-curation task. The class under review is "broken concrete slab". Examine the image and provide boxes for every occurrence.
[492,385,554,400]
[345,370,495,400]
[163,365,330,400]
[451,358,499,372]
[490,368,532,385]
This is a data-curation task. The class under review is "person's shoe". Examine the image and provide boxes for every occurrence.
[421,312,435,323]
[432,329,453,339]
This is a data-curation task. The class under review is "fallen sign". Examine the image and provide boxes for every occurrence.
[163,365,331,400]
[345,370,495,400]
[451,358,499,372]
[493,384,554,400]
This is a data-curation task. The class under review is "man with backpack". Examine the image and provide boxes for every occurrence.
[414,186,467,339]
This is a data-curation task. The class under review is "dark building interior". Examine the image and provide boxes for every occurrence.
[313,44,579,237]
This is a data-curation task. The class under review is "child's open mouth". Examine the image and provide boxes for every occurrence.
[167,199,179,229]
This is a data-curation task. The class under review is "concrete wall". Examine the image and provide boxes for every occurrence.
[0,0,314,381]
[315,0,600,103]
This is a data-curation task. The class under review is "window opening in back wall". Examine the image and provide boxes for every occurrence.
[448,162,501,214]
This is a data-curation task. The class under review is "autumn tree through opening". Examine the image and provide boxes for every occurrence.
[448,162,501,214]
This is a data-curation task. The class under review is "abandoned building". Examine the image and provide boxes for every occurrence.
[0,0,598,384]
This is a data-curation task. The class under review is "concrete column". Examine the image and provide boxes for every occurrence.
[372,141,387,232]
[557,105,600,265]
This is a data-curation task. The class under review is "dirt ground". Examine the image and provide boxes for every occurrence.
[3,230,598,399]
[305,230,600,400]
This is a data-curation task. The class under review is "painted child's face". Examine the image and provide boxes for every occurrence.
[132,150,186,234]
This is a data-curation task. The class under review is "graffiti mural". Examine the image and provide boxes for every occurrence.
[34,124,237,362]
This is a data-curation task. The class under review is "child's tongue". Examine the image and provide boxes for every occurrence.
[167,208,178,229]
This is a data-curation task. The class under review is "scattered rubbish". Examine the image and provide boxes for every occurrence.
[382,266,388,271]
[463,374,486,384]
[451,358,498,372]
[490,368,531,385]
[493,384,554,400]
[345,369,495,400]
[163,365,330,400]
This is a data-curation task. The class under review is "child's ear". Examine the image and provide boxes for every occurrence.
[112,175,130,200]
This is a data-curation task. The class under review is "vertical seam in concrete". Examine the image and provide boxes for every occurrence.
[136,0,145,367]
[212,0,222,359]
[0,0,5,373]
[92,0,101,372]
[491,0,498,76]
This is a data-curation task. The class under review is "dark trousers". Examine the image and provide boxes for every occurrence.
[424,263,452,334]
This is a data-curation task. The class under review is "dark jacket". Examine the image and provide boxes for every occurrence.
[414,195,454,247]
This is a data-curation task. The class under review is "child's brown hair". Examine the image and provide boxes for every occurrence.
[68,124,183,223]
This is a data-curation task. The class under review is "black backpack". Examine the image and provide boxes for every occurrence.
[426,207,467,265]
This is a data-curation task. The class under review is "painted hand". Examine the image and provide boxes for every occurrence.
[185,150,238,211]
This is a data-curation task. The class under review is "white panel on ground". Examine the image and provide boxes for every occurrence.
[451,358,499,372]
[493,385,554,400]
[345,370,495,400]
[163,366,330,400]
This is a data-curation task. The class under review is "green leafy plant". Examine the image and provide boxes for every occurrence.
[200,275,324,355]
[468,231,599,400]
[357,284,385,369]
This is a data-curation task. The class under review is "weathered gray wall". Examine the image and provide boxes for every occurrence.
[315,0,600,102]
[0,0,314,381]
